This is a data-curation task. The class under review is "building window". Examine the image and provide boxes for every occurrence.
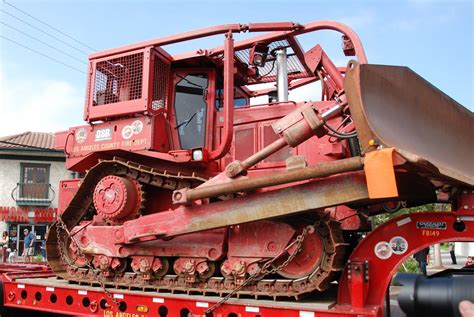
[19,164,50,200]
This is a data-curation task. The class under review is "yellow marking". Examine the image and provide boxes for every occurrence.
[422,230,440,237]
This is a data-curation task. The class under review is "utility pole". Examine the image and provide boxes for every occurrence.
[433,244,443,267]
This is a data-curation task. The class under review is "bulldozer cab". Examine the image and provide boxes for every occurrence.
[75,21,472,187]
[167,68,251,153]
[81,26,322,158]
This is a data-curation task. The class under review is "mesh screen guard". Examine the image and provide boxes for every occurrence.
[235,39,310,84]
[93,52,144,106]
[86,49,171,121]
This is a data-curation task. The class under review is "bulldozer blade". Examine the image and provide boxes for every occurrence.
[345,61,474,187]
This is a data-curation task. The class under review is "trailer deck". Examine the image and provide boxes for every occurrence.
[1,265,378,317]
[2,207,472,317]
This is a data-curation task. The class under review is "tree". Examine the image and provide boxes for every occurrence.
[431,203,449,268]
[433,244,443,267]
[372,203,436,228]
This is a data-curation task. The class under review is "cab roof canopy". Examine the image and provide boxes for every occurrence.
[87,21,367,87]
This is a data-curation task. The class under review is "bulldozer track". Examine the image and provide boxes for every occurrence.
[47,157,346,299]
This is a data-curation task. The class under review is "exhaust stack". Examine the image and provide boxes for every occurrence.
[276,48,288,102]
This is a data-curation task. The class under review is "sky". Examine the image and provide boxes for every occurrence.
[0,0,472,136]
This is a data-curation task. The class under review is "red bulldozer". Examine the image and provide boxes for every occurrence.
[50,20,473,315]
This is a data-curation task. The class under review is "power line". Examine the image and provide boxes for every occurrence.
[3,0,97,52]
[0,9,90,55]
[1,22,87,65]
[0,35,86,74]
[0,140,61,152]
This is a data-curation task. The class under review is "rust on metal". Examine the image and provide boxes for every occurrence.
[345,61,474,186]
[46,17,474,308]
[225,138,287,177]
[125,172,369,239]
[185,156,364,202]
[48,158,351,298]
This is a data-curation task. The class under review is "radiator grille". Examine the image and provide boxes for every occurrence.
[151,55,171,111]
[93,52,144,106]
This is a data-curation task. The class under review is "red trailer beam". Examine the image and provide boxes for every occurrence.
[1,267,378,317]
[337,194,474,312]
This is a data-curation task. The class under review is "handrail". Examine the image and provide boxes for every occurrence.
[174,20,367,64]
[88,20,366,63]
[63,131,74,156]
[49,184,56,203]
[10,183,19,202]
[89,22,301,60]
[11,182,54,204]
[208,31,234,160]
[89,24,246,60]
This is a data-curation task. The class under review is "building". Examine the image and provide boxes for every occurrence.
[0,132,70,259]
[456,242,474,258]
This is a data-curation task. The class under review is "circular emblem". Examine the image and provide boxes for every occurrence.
[390,236,409,255]
[122,126,133,140]
[374,241,392,260]
[75,128,87,144]
[131,120,143,134]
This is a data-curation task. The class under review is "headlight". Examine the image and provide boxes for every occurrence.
[192,149,203,161]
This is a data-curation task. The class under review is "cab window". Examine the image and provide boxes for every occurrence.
[174,73,208,149]
[215,88,249,109]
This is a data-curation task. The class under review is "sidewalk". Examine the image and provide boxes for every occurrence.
[427,248,469,274]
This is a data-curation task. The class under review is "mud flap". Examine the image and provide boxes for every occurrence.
[364,148,398,199]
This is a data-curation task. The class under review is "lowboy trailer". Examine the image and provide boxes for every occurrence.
[2,203,473,316]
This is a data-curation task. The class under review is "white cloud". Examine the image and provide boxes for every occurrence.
[338,10,376,30]
[0,71,84,137]
[289,82,322,102]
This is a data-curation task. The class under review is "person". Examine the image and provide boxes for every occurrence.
[459,300,474,317]
[40,229,48,261]
[22,228,35,262]
[0,231,8,262]
[449,242,457,264]
[413,247,430,276]
[465,256,474,268]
